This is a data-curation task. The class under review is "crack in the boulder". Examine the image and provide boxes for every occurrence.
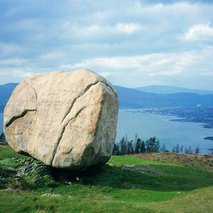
[61,81,116,123]
[51,80,117,166]
[105,83,117,97]
[105,84,118,98]
[5,109,36,127]
[50,106,86,166]
[61,81,100,123]
[5,81,38,128]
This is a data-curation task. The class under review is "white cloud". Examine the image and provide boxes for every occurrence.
[182,23,213,41]
[0,68,34,79]
[85,25,102,33]
[69,22,142,37]
[58,47,213,86]
[1,47,213,89]
[115,23,141,34]
[40,52,65,61]
[11,70,40,78]
[99,71,111,77]
[0,58,27,66]
[0,43,25,57]
[61,53,182,75]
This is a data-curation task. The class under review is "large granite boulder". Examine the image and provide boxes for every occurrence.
[4,69,118,169]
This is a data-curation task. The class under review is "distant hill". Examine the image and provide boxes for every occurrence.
[115,86,161,108]
[135,85,213,95]
[0,83,18,112]
[115,86,213,108]
[1,83,213,112]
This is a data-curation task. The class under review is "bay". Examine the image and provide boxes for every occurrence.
[116,109,213,154]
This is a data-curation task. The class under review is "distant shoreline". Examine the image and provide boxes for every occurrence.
[204,137,213,141]
[169,118,213,129]
[138,107,213,130]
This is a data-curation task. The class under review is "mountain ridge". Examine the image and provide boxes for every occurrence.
[115,85,213,108]
[135,85,213,95]
[1,83,213,112]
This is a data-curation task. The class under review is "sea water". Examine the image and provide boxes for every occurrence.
[116,109,213,154]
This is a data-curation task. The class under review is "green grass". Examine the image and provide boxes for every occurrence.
[0,145,213,212]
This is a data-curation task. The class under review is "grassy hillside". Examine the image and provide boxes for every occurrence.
[0,145,213,212]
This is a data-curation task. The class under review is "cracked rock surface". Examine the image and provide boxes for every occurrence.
[4,69,118,169]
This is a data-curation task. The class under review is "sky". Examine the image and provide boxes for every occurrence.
[0,0,213,89]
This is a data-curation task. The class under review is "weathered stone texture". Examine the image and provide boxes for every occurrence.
[4,69,118,169]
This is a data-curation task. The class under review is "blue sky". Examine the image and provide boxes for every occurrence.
[0,0,213,89]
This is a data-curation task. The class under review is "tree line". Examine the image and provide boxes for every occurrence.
[113,135,160,155]
[113,135,201,155]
